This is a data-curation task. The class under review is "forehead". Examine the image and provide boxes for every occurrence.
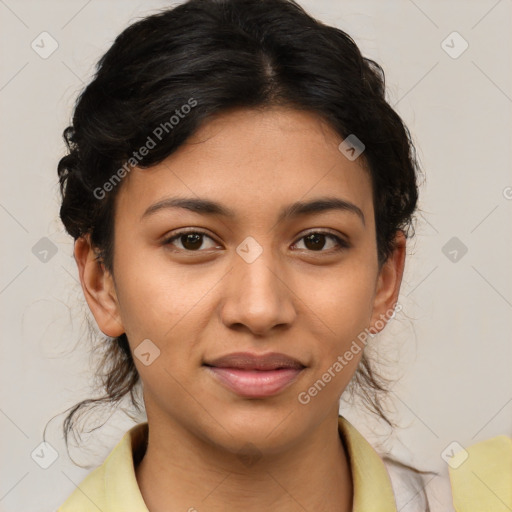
[116,107,374,223]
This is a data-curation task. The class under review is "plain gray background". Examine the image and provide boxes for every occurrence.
[1,1,511,510]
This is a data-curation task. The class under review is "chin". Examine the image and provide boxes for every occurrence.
[199,402,305,453]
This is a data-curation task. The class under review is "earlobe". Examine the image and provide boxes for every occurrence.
[74,236,125,337]
[369,230,407,334]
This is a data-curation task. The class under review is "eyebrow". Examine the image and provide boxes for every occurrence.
[142,196,365,226]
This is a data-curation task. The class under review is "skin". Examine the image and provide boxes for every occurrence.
[75,107,406,512]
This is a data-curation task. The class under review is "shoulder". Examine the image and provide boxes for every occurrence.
[57,463,108,512]
[448,434,512,512]
[57,422,149,512]
[383,435,512,512]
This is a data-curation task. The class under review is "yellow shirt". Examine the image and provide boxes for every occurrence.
[57,416,512,511]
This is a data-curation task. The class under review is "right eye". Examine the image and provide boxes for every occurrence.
[162,229,220,252]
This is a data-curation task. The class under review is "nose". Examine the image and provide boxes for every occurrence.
[219,246,297,337]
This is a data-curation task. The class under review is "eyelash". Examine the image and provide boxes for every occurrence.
[162,229,350,254]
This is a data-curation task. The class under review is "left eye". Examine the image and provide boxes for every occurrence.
[163,230,349,253]
[293,232,349,252]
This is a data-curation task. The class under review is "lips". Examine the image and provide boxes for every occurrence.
[204,352,305,398]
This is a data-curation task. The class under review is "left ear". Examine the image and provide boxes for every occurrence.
[369,230,406,334]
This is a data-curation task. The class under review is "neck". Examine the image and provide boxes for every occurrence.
[135,410,353,512]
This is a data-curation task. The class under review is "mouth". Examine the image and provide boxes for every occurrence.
[203,352,306,398]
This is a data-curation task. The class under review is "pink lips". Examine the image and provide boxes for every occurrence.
[204,352,305,398]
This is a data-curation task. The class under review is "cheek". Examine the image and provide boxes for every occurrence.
[111,250,228,409]
[112,243,208,341]
[112,253,208,401]
[304,262,376,338]
[298,259,376,393]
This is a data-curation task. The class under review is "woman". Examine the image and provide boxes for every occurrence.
[55,0,511,510]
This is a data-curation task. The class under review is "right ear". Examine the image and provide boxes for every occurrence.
[74,235,125,337]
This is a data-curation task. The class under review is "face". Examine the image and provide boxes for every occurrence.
[77,107,405,456]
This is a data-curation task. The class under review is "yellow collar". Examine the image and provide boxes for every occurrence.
[58,416,398,511]
[338,416,397,511]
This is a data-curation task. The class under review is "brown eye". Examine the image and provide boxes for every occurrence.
[179,233,203,251]
[164,230,218,251]
[293,232,349,252]
[304,233,327,251]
